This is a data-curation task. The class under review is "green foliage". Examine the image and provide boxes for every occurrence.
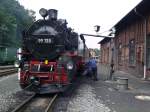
[0,0,35,47]
[94,48,100,56]
[0,9,17,46]
[89,48,100,56]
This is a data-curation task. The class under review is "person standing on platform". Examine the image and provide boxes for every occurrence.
[88,57,98,81]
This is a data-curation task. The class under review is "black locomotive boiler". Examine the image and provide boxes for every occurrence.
[16,8,87,94]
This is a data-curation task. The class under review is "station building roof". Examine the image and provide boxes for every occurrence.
[114,0,150,31]
[98,37,111,44]
[98,0,150,45]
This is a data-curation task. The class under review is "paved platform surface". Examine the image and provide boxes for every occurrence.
[112,71,150,93]
[97,63,150,94]
[90,63,150,112]
[0,74,21,112]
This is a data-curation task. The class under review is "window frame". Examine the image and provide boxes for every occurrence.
[128,39,136,66]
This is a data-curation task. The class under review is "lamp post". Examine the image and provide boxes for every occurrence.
[134,8,147,79]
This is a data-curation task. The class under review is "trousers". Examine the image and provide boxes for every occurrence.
[92,67,97,80]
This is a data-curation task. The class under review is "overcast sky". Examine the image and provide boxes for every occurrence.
[18,0,142,48]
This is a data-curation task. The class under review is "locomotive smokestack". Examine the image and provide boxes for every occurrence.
[48,9,58,20]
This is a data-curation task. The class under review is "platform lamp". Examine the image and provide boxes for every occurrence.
[94,25,100,32]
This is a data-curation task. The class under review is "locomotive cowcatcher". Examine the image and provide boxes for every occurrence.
[15,8,87,94]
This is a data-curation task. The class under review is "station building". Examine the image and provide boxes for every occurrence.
[99,0,150,78]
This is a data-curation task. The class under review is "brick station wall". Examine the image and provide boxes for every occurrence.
[114,13,150,78]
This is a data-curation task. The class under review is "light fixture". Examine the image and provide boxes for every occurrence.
[39,8,48,18]
[67,62,74,70]
[14,60,20,68]
[94,25,100,32]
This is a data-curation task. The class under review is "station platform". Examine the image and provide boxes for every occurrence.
[97,63,150,94]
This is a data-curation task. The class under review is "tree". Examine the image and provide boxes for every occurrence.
[94,48,100,56]
[0,0,35,47]
[0,9,17,46]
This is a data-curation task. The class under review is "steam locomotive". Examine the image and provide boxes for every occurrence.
[16,8,87,94]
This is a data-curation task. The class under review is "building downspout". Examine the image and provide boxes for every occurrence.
[109,38,114,80]
[134,8,147,79]
[143,18,147,79]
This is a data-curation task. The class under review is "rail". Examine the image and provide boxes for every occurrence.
[11,93,58,112]
[0,65,15,70]
[45,94,58,112]
[0,68,17,77]
[11,93,36,112]
[0,64,29,77]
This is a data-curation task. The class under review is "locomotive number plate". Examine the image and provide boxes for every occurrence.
[37,38,52,44]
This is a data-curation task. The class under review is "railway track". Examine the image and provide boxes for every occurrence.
[0,68,17,77]
[0,64,29,77]
[0,65,15,70]
[45,94,58,112]
[11,93,58,112]
[0,65,17,77]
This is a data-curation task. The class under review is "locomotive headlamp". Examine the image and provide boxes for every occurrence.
[14,60,20,68]
[67,62,73,70]
[58,57,62,61]
[39,8,48,18]
[30,76,35,80]
[44,60,48,64]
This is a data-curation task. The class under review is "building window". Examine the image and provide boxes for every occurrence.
[129,39,136,66]
[146,37,150,68]
[137,47,141,62]
[118,43,122,65]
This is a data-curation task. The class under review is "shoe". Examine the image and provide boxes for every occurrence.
[93,78,98,81]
